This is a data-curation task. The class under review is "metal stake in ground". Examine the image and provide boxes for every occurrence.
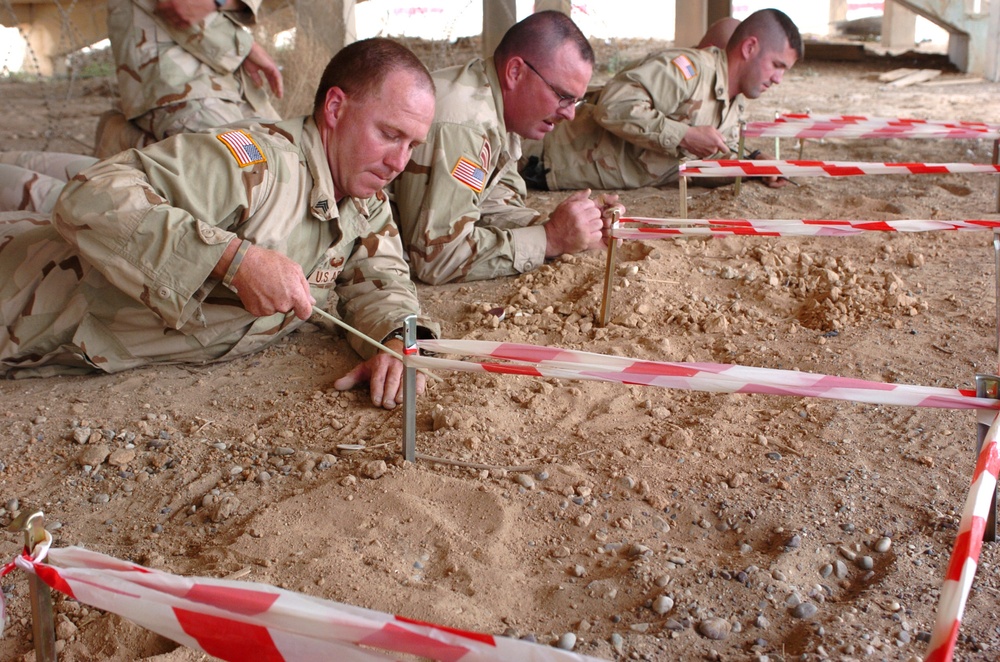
[598,212,621,327]
[402,315,418,462]
[734,121,746,196]
[7,508,56,662]
[975,375,1000,541]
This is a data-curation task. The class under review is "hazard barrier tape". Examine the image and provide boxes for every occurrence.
[1,546,607,662]
[746,114,1000,140]
[609,217,1000,239]
[680,160,1000,178]
[411,340,997,411]
[925,411,1000,662]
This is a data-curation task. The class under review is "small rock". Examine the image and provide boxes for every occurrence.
[555,632,576,651]
[515,473,536,490]
[78,444,110,467]
[791,602,818,619]
[857,555,874,570]
[360,460,387,479]
[652,595,674,615]
[697,618,731,640]
[874,537,892,553]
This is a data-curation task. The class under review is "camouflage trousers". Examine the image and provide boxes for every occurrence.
[95,97,278,158]
[0,152,98,214]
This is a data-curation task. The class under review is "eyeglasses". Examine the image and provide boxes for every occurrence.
[522,59,581,109]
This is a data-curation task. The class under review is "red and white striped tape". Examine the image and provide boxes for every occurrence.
[925,411,1000,662]
[412,340,997,411]
[744,114,1000,140]
[680,160,1000,178]
[610,217,1000,239]
[7,546,607,662]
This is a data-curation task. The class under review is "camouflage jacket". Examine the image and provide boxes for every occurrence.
[537,46,746,189]
[393,57,546,285]
[108,0,277,121]
[0,116,429,377]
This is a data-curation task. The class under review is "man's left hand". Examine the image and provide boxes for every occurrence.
[332,340,425,410]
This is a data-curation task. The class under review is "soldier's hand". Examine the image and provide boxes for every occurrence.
[332,341,426,410]
[229,244,314,320]
[155,0,216,30]
[679,125,730,158]
[544,189,605,257]
[242,42,284,99]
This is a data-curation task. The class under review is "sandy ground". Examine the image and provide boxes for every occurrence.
[3,38,1000,662]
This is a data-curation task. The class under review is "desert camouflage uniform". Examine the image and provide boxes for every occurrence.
[0,152,98,214]
[98,0,279,153]
[393,57,546,285]
[529,46,746,190]
[0,116,429,378]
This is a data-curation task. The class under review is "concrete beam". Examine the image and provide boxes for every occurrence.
[881,1,916,51]
[1,0,107,75]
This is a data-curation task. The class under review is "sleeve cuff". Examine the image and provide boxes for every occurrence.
[511,225,548,273]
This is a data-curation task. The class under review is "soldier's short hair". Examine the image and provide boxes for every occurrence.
[493,10,594,70]
[313,37,435,112]
[728,8,803,60]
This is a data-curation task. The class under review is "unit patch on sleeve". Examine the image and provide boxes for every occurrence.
[217,130,266,167]
[671,54,697,81]
[451,157,486,193]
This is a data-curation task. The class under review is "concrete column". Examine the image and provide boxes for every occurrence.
[295,0,356,64]
[483,0,517,58]
[5,0,107,76]
[881,1,917,50]
[988,0,1000,80]
[674,0,707,47]
[829,0,848,25]
[706,0,731,26]
[534,0,571,14]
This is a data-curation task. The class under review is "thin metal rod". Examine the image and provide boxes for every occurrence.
[402,315,417,462]
[598,214,620,327]
[734,121,746,195]
[975,375,999,542]
[774,110,781,160]
[8,509,56,662]
[679,175,688,219]
[994,138,1000,213]
[995,232,1000,374]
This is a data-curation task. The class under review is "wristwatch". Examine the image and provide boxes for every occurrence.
[214,0,225,11]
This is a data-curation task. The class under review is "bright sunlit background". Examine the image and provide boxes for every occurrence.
[0,0,949,75]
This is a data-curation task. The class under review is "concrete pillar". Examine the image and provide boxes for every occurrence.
[706,0,731,26]
[829,0,848,25]
[881,1,917,50]
[988,0,1000,81]
[4,0,107,76]
[675,0,708,48]
[482,0,517,58]
[295,0,356,63]
[534,0,571,14]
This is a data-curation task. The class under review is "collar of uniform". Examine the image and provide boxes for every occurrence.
[483,58,508,136]
[712,48,730,102]
[299,115,358,223]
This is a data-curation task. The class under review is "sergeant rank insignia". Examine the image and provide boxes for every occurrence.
[451,157,486,193]
[217,130,266,167]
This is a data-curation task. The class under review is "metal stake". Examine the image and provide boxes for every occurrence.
[773,110,781,160]
[996,231,1000,370]
[734,121,746,196]
[401,315,418,462]
[975,375,1000,542]
[598,212,621,327]
[679,175,688,220]
[994,138,1000,213]
[8,508,56,662]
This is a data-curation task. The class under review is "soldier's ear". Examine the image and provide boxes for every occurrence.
[500,56,527,92]
[320,86,348,127]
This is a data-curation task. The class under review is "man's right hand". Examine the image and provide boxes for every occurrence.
[544,189,606,258]
[223,242,315,320]
[155,0,217,30]
[679,125,731,158]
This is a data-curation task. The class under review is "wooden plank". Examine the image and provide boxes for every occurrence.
[918,76,985,87]
[878,67,919,82]
[884,69,942,88]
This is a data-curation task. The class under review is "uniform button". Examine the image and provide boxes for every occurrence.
[524,262,534,271]
[201,227,217,240]
[158,287,170,298]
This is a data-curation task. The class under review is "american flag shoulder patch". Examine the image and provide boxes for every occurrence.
[451,156,486,193]
[671,54,697,81]
[217,130,266,167]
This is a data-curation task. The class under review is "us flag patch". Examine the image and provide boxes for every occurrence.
[671,54,697,81]
[451,157,486,193]
[217,130,266,167]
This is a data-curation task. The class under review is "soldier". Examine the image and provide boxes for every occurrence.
[0,38,435,411]
[95,0,284,157]
[519,9,802,191]
[392,11,624,285]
